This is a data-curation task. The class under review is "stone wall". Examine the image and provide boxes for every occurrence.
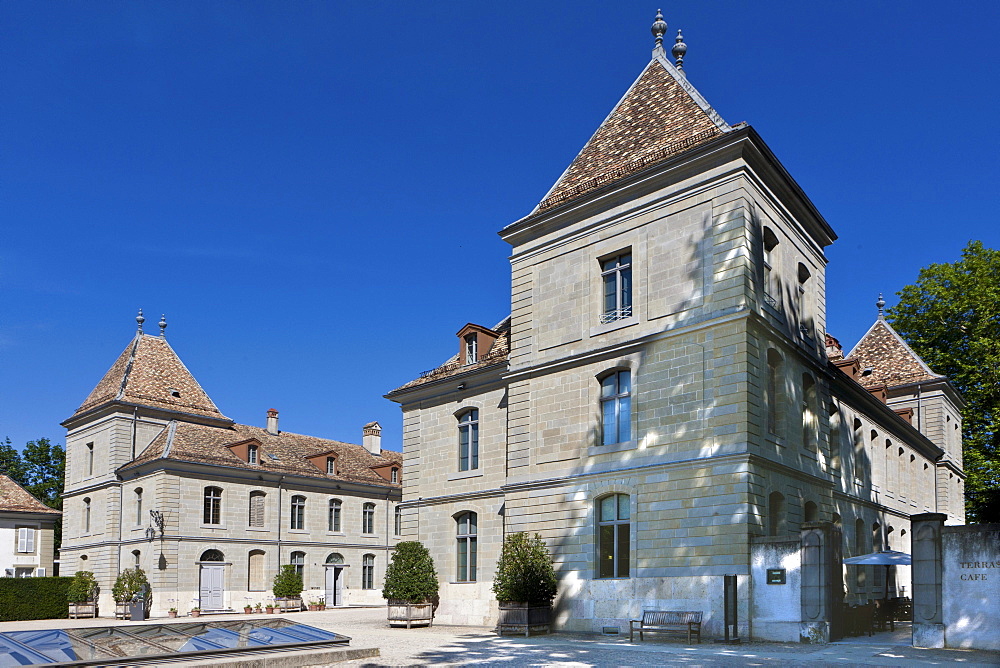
[941,523,1000,650]
[750,536,800,641]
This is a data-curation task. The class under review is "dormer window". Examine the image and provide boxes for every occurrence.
[248,444,258,465]
[391,467,399,483]
[326,457,336,475]
[465,334,478,365]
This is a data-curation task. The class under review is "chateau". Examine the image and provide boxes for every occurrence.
[386,13,965,637]
[60,313,402,615]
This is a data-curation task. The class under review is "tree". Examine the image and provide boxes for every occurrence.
[272,565,304,599]
[382,541,439,603]
[0,438,27,482]
[888,240,1000,522]
[492,532,558,605]
[21,438,65,511]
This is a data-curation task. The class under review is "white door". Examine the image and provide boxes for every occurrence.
[325,566,344,606]
[199,565,225,610]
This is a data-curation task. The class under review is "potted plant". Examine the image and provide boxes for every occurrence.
[254,602,263,613]
[383,540,439,628]
[272,565,304,612]
[112,567,150,619]
[307,599,321,612]
[493,532,558,636]
[244,603,253,614]
[265,602,275,614]
[168,607,178,618]
[190,607,201,617]
[67,571,99,619]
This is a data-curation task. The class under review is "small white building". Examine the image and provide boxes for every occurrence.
[0,474,60,578]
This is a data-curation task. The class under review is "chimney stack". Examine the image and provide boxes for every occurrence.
[362,421,381,455]
[266,408,279,435]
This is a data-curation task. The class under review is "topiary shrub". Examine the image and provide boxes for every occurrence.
[0,577,73,621]
[382,541,439,603]
[112,567,150,603]
[67,571,98,603]
[272,565,303,599]
[492,532,558,605]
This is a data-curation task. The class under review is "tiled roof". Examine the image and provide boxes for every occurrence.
[847,318,943,389]
[74,333,229,420]
[0,474,61,515]
[388,317,510,394]
[125,421,401,487]
[535,58,728,213]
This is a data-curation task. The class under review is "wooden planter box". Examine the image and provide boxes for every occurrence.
[387,601,434,628]
[275,597,302,613]
[497,603,552,637]
[68,602,98,619]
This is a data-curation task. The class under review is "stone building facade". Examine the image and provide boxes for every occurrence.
[60,317,401,615]
[387,16,965,635]
[0,474,60,578]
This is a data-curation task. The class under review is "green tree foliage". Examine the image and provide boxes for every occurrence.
[0,437,64,551]
[381,541,439,603]
[888,241,1000,522]
[0,437,27,482]
[112,567,150,603]
[492,532,558,605]
[271,564,304,598]
[66,571,98,603]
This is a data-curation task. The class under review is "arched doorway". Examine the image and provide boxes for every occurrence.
[198,549,226,610]
[324,553,346,607]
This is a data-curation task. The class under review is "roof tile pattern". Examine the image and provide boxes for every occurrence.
[0,474,61,514]
[538,60,724,212]
[127,421,401,487]
[849,319,942,388]
[76,334,228,420]
[390,317,510,394]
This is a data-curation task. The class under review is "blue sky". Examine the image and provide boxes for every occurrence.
[3,2,998,453]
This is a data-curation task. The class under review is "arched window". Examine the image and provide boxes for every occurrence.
[762,227,779,306]
[456,512,477,582]
[596,494,630,578]
[600,370,631,445]
[248,550,266,591]
[290,495,306,530]
[797,262,812,335]
[394,506,402,536]
[289,551,305,578]
[325,553,344,565]
[854,518,866,588]
[768,492,786,537]
[362,502,375,534]
[829,404,842,470]
[872,522,884,587]
[801,374,818,450]
[131,549,140,569]
[134,488,143,526]
[83,497,92,534]
[85,442,95,477]
[766,350,782,436]
[200,549,224,562]
[804,500,818,523]
[361,554,375,589]
[458,409,479,471]
[328,499,342,532]
[203,486,222,525]
[249,491,265,528]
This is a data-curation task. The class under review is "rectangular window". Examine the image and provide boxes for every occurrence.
[458,410,479,471]
[290,496,306,530]
[456,512,477,582]
[248,550,266,591]
[16,528,36,553]
[329,500,342,532]
[362,554,375,589]
[600,252,632,323]
[597,494,630,578]
[464,334,478,365]
[362,503,375,534]
[203,487,222,525]
[394,507,402,536]
[249,491,265,527]
[248,445,258,465]
[600,371,631,445]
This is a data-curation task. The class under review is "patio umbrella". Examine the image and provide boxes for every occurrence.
[844,550,911,604]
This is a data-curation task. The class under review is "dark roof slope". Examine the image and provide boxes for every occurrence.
[847,318,943,389]
[75,333,229,420]
[125,421,401,488]
[0,475,61,515]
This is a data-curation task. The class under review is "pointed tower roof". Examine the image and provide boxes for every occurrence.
[533,21,731,214]
[847,311,944,390]
[74,330,229,421]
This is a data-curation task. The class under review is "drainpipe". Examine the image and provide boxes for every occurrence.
[277,477,284,571]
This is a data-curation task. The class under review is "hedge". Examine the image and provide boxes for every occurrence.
[0,577,73,621]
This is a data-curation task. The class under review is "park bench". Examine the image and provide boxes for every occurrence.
[629,610,702,643]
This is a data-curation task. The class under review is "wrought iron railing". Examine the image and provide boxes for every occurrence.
[600,306,633,324]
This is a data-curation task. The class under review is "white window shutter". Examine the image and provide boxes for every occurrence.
[25,529,35,553]
[36,568,46,577]
[17,528,27,552]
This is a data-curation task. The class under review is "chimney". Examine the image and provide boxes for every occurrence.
[362,421,381,455]
[266,408,279,435]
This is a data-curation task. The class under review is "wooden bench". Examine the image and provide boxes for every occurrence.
[629,610,702,643]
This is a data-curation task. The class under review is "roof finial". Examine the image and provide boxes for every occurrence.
[651,9,667,52]
[876,293,886,318]
[136,308,145,333]
[672,29,687,74]
[159,314,167,337]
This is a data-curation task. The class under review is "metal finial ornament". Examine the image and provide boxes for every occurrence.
[672,29,687,69]
[876,293,886,317]
[159,314,167,337]
[651,10,667,49]
[136,308,145,333]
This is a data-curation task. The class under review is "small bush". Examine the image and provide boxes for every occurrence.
[272,565,303,598]
[67,571,98,603]
[0,577,74,621]
[112,567,150,603]
[382,541,439,603]
[492,532,558,605]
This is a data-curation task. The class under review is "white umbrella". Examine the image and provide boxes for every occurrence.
[843,550,911,566]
